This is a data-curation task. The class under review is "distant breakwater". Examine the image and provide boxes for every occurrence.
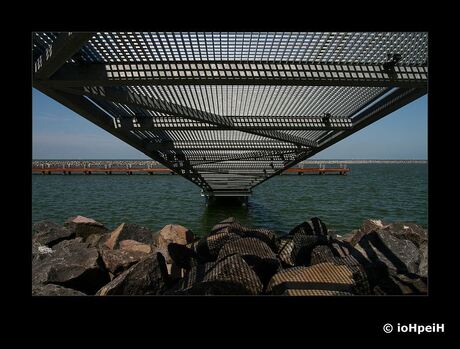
[32,159,427,169]
[32,216,428,296]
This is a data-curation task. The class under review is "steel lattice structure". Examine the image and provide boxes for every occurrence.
[32,32,428,197]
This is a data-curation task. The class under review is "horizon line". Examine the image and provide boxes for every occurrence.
[32,158,428,161]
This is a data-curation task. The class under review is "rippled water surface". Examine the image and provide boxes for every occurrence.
[32,164,427,236]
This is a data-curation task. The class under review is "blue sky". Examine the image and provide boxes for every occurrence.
[32,88,427,160]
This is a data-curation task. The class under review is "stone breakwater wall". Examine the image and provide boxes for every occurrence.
[32,216,428,296]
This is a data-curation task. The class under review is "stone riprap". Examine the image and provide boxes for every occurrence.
[31,216,428,296]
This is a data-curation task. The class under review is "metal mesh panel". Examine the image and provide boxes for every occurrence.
[76,32,427,65]
[32,32,427,194]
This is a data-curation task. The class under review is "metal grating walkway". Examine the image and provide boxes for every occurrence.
[32,32,428,197]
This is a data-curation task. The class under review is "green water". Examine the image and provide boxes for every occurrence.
[32,164,427,236]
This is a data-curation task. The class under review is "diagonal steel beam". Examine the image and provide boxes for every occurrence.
[252,87,427,190]
[45,61,428,88]
[32,82,212,191]
[33,32,94,80]
[57,86,318,148]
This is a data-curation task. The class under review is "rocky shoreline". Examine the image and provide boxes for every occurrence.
[32,216,428,296]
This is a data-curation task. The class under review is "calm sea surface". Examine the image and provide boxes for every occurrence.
[32,164,427,237]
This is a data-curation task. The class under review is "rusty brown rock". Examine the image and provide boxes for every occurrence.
[104,223,155,250]
[154,224,194,263]
[119,239,152,254]
[157,224,194,247]
[64,215,108,240]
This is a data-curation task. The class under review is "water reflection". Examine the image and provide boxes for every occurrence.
[198,196,292,235]
[199,198,250,234]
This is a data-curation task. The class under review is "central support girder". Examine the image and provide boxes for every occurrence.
[110,116,353,131]
[43,61,427,88]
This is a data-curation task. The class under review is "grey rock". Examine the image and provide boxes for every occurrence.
[169,254,263,295]
[100,248,149,275]
[85,233,105,248]
[277,233,329,267]
[217,237,281,286]
[32,239,110,294]
[32,283,86,296]
[97,253,169,295]
[343,219,388,246]
[277,236,295,267]
[373,271,427,295]
[32,241,54,262]
[242,228,279,252]
[352,229,419,274]
[167,242,203,270]
[32,220,75,247]
[195,230,241,261]
[383,222,428,248]
[288,217,329,237]
[310,241,354,266]
[309,245,337,265]
[418,241,428,277]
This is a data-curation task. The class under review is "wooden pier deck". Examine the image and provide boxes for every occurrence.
[32,166,350,175]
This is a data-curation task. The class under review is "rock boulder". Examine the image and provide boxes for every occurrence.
[119,239,152,254]
[373,271,427,295]
[382,222,428,248]
[32,242,54,261]
[104,223,155,250]
[217,237,281,285]
[156,224,194,248]
[195,230,241,261]
[32,220,75,247]
[343,219,388,246]
[100,248,149,275]
[167,242,203,270]
[267,261,370,296]
[64,215,108,240]
[289,217,329,237]
[97,253,169,295]
[418,241,428,277]
[169,253,263,295]
[32,239,110,294]
[351,229,419,274]
[32,283,87,296]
